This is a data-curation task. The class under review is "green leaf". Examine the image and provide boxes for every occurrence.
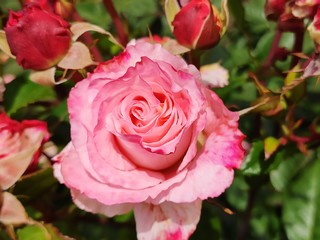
[241,141,284,176]
[270,151,307,192]
[76,1,111,29]
[241,141,264,175]
[228,0,246,30]
[12,168,57,203]
[282,150,320,240]
[51,100,68,122]
[17,224,50,240]
[3,77,56,114]
[44,224,74,240]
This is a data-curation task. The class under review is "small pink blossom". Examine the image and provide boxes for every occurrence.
[200,63,229,88]
[54,41,245,239]
[0,113,50,190]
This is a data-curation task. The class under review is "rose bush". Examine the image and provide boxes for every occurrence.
[4,3,71,70]
[54,41,244,239]
[0,113,49,190]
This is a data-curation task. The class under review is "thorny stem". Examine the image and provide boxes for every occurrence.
[102,0,128,46]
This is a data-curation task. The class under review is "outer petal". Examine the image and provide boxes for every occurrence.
[94,42,195,80]
[134,200,202,240]
[154,153,234,203]
[54,141,188,205]
[0,192,30,225]
[71,189,133,217]
[0,132,44,190]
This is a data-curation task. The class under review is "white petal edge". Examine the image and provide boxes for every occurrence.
[134,200,202,240]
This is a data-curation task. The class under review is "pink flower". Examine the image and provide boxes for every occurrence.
[200,63,229,88]
[171,0,223,49]
[0,113,50,190]
[54,42,244,239]
[4,3,71,70]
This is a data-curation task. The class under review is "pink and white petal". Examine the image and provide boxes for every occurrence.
[134,200,202,240]
[0,133,44,190]
[68,79,106,182]
[71,189,133,217]
[52,142,74,184]
[57,141,188,205]
[204,89,245,169]
[0,192,30,225]
[153,154,234,203]
[94,42,191,80]
[200,63,229,88]
[59,143,150,204]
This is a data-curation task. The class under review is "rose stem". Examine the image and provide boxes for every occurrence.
[102,0,128,46]
[290,29,304,67]
[263,29,282,68]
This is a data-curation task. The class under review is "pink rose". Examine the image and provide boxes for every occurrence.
[54,42,244,239]
[0,113,50,190]
[4,3,71,70]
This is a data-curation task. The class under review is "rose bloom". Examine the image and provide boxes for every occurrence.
[54,42,244,239]
[0,113,49,190]
[5,3,71,70]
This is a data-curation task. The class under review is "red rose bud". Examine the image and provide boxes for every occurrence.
[265,0,286,20]
[172,0,224,49]
[5,3,71,70]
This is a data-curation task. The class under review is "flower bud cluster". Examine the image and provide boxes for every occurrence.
[265,0,320,50]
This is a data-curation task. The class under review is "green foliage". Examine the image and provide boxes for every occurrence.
[17,225,49,240]
[283,149,320,240]
[3,76,56,115]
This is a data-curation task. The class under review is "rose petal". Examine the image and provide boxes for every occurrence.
[0,131,44,190]
[0,192,30,225]
[134,200,202,240]
[71,189,133,217]
[55,142,188,205]
[200,63,229,88]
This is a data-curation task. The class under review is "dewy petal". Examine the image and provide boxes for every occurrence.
[71,189,133,217]
[134,200,202,240]
[0,192,30,225]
